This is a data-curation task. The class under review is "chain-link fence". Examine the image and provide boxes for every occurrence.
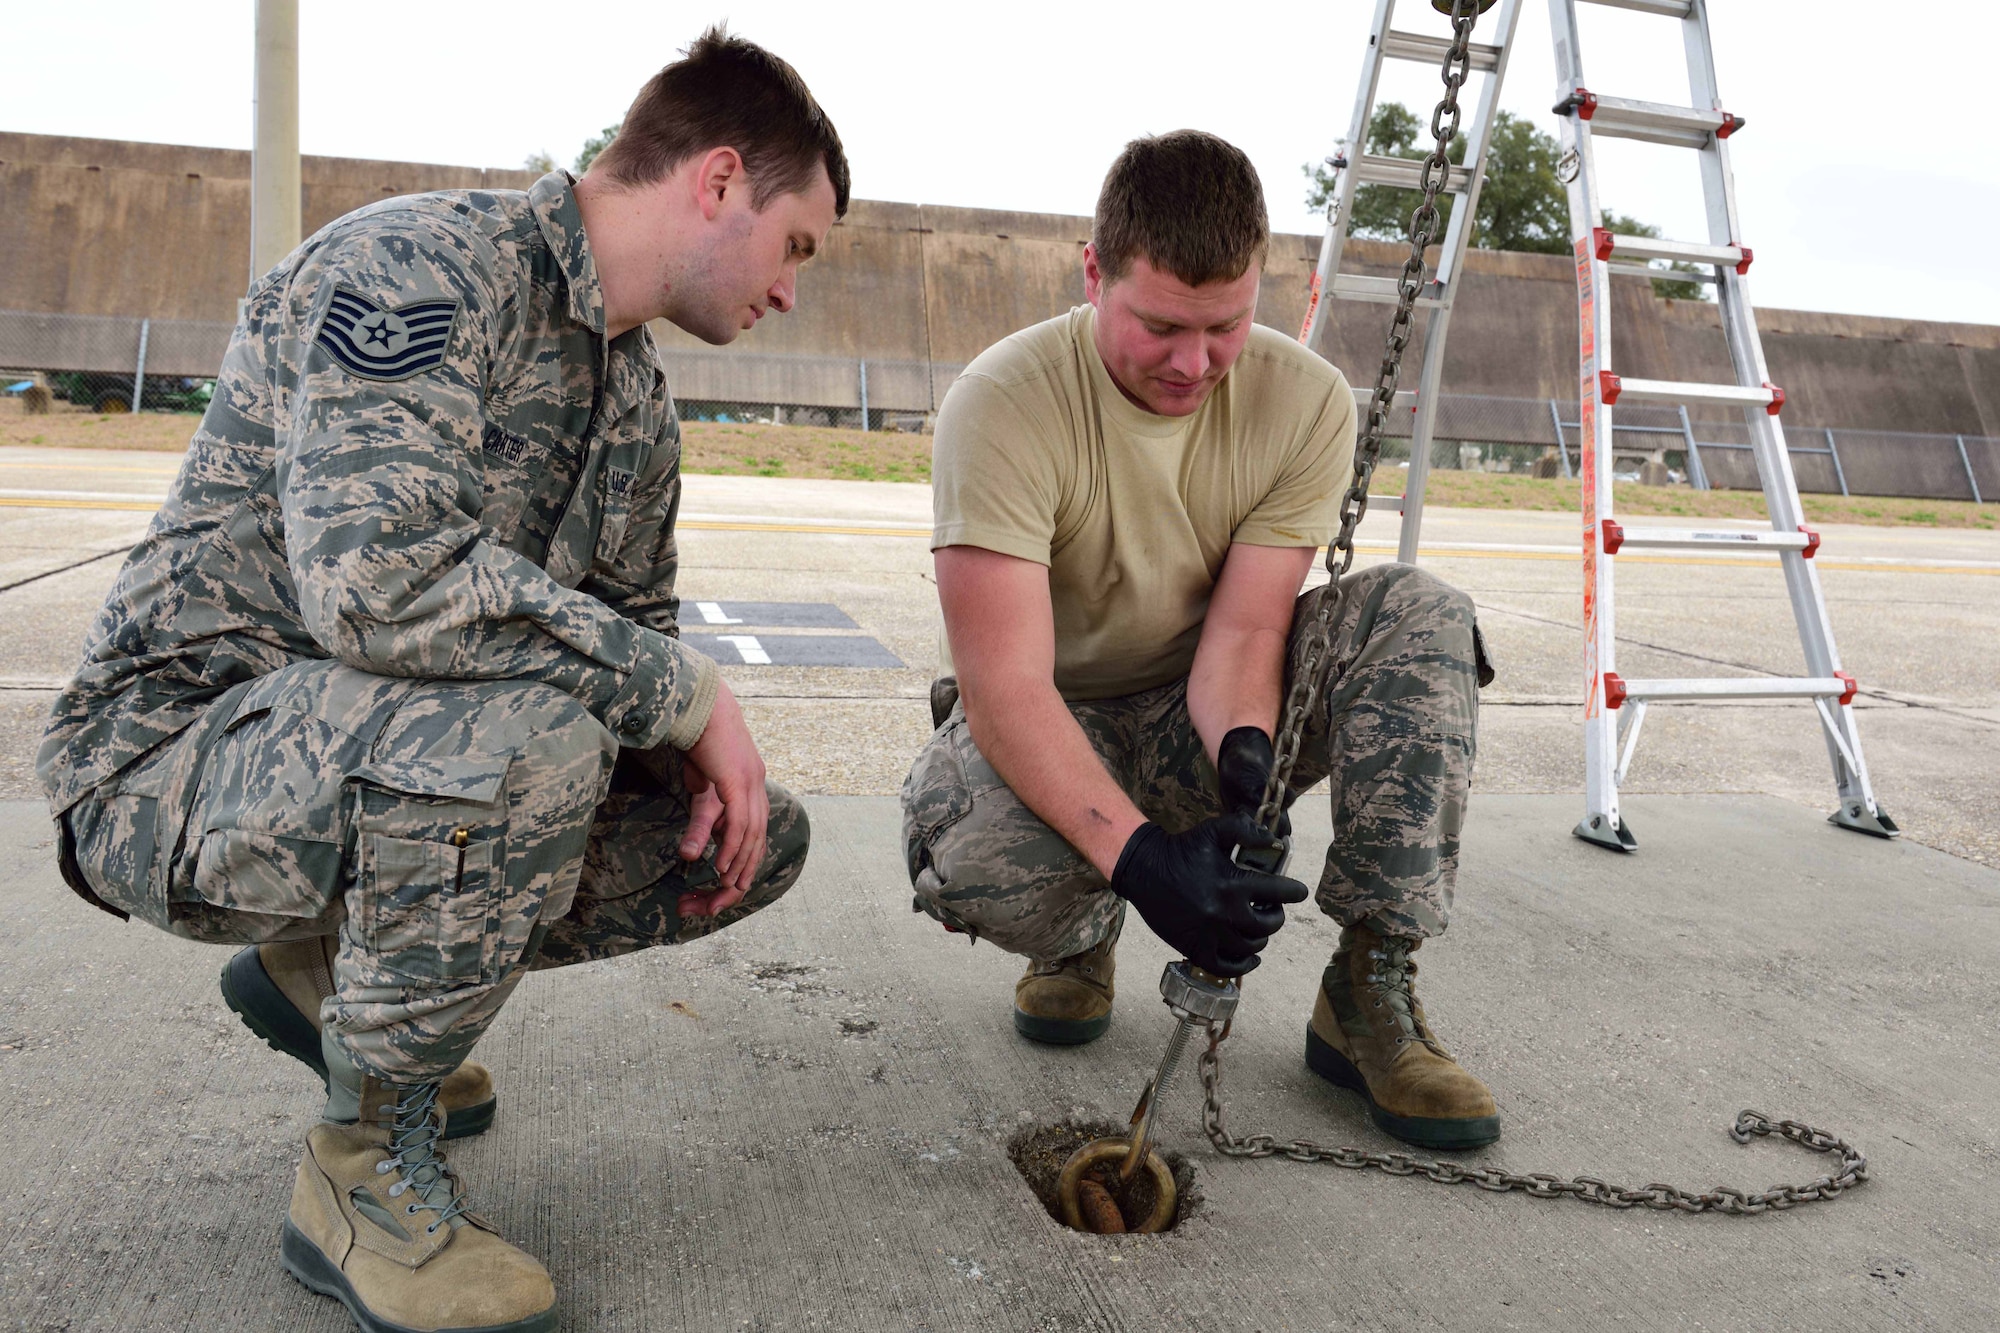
[0,310,232,417]
[3,308,1992,503]
[657,348,956,434]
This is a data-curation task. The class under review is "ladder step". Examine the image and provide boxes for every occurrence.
[1599,372,1784,416]
[1599,519,1820,558]
[1579,0,1692,17]
[1593,227,1749,273]
[1354,154,1473,194]
[1382,29,1503,73]
[1603,672,1859,709]
[1329,273,1446,309]
[1606,261,1715,285]
[1554,90,1744,148]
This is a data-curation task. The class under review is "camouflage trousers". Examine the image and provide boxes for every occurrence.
[59,660,809,1083]
[902,563,1484,962]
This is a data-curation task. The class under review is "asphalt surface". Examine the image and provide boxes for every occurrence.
[2,447,1997,1331]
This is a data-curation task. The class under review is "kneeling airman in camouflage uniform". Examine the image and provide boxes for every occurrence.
[40,30,844,1333]
[903,132,1501,1154]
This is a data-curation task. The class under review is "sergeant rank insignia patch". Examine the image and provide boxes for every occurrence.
[315,287,460,381]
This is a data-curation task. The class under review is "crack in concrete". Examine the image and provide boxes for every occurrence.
[0,547,125,595]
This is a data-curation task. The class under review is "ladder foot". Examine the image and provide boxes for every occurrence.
[1574,813,1637,852]
[1829,803,1900,839]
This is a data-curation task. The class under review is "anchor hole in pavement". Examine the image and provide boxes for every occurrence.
[1006,1119,1199,1235]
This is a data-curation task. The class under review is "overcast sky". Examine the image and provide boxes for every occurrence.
[6,1,1996,327]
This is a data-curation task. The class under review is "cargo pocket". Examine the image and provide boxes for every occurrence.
[190,826,345,921]
[62,793,159,925]
[183,700,350,924]
[349,752,513,988]
[900,718,992,942]
[900,718,975,864]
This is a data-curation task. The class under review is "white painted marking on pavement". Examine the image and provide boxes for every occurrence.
[716,635,771,665]
[696,601,743,624]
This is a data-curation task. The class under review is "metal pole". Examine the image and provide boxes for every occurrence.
[1952,436,1984,504]
[251,0,301,289]
[858,360,869,431]
[1823,427,1849,498]
[1548,398,1572,479]
[1678,404,1708,490]
[131,318,150,414]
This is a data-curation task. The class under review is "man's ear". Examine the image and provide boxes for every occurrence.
[1083,243,1105,306]
[694,146,746,221]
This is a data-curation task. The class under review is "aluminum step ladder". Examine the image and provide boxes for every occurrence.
[1549,0,1896,850]
[1299,0,1525,564]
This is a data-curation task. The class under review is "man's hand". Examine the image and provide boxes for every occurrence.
[1110,813,1309,977]
[677,680,769,918]
[1217,725,1291,838]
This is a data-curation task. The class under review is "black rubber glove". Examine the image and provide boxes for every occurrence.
[1110,812,1310,977]
[1216,725,1292,839]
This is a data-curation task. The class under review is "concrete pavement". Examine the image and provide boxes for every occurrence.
[2,448,1998,1330]
[5,793,1997,1330]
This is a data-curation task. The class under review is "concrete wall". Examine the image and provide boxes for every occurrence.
[2,132,1995,437]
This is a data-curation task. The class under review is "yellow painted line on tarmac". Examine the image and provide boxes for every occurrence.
[0,461,181,475]
[681,518,931,539]
[0,496,162,512]
[1391,546,2000,576]
[685,524,2000,575]
[5,499,1994,575]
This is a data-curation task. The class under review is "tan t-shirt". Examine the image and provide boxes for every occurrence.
[932,304,1355,700]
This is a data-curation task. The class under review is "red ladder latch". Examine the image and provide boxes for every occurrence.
[1600,518,1625,554]
[1554,88,1598,120]
[1764,382,1785,416]
[1602,673,1628,710]
[1799,525,1820,558]
[1835,671,1858,706]
[1598,371,1622,405]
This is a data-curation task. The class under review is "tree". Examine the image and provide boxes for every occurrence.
[522,151,557,174]
[1304,102,1706,300]
[575,123,620,174]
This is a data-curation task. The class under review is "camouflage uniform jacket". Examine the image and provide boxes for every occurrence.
[38,170,719,816]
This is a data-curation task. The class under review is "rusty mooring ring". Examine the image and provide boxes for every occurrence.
[1055,1137,1177,1234]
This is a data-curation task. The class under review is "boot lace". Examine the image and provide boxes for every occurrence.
[1028,938,1109,980]
[1364,939,1450,1058]
[373,1082,471,1235]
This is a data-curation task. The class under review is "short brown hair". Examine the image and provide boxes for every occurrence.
[1092,130,1268,286]
[592,25,850,217]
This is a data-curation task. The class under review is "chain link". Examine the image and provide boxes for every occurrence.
[1255,1,1477,832]
[1232,1,1870,1217]
[1198,1024,1868,1214]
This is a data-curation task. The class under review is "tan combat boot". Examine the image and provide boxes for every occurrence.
[284,1067,555,1333]
[222,936,497,1138]
[1013,926,1117,1045]
[1306,924,1500,1149]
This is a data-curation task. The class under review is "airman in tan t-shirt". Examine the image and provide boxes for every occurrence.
[901,129,1497,1155]
[931,304,1355,700]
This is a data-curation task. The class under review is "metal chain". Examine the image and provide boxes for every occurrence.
[1229,0,1870,1217]
[1255,1,1476,832]
[1198,1024,1868,1213]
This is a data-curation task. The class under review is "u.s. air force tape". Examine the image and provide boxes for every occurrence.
[314,286,460,381]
